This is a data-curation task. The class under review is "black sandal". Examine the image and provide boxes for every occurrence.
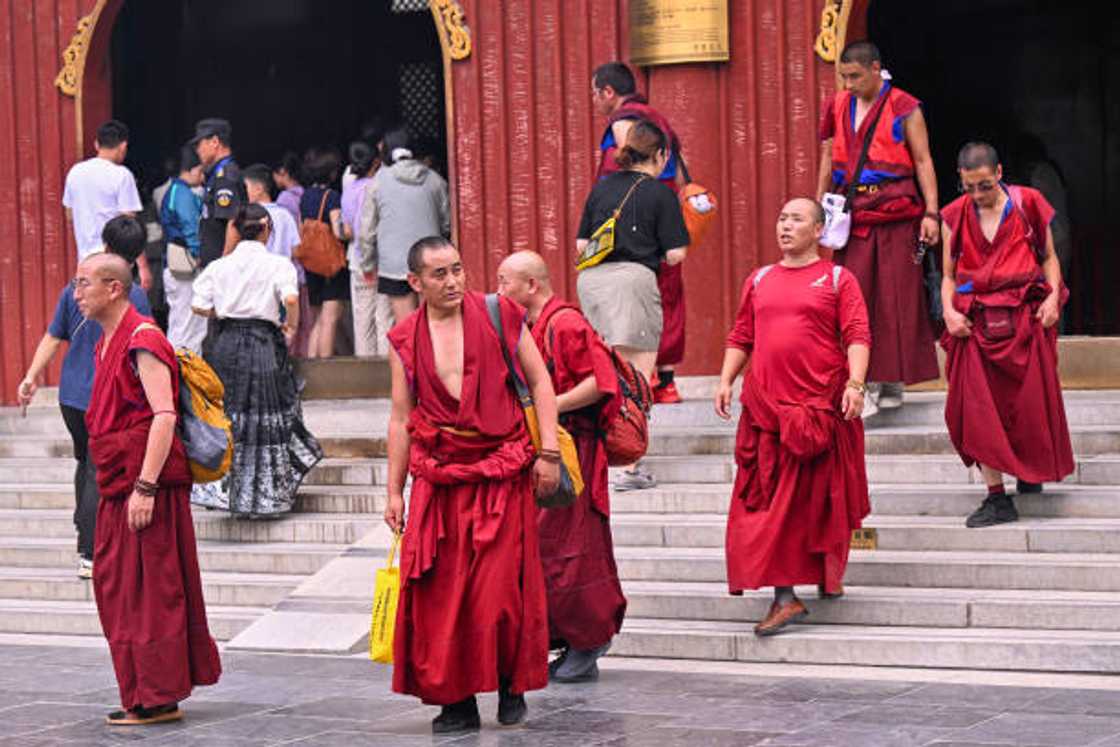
[106,702,182,725]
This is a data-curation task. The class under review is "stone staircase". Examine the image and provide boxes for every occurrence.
[2,388,1120,674]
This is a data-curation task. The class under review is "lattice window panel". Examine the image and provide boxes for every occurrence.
[391,0,429,13]
[399,61,442,140]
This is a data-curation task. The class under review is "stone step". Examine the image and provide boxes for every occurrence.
[0,567,302,607]
[611,514,1120,554]
[0,508,378,544]
[0,537,344,574]
[610,483,1120,517]
[622,581,1120,631]
[612,618,1120,672]
[612,454,1120,485]
[0,458,384,486]
[0,598,259,641]
[614,547,1120,592]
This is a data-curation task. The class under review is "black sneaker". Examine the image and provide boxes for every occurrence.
[497,680,528,726]
[965,494,1019,528]
[432,696,480,734]
[1016,479,1044,494]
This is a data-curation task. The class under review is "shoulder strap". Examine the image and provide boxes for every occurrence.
[485,293,532,406]
[845,93,890,206]
[613,174,649,218]
[316,190,330,222]
[540,306,577,360]
[753,264,775,288]
[130,322,160,337]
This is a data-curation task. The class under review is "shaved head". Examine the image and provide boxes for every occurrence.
[81,252,133,290]
[784,197,826,226]
[496,251,553,316]
[499,251,551,286]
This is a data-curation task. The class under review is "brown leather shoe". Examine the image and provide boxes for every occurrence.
[754,598,808,636]
[818,584,844,599]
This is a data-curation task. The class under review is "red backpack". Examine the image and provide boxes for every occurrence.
[542,307,652,466]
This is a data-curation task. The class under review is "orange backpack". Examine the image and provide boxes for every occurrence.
[295,190,346,277]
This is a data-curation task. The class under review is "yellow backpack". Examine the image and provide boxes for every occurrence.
[175,349,233,483]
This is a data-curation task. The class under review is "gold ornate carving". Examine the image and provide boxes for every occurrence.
[814,0,844,62]
[430,0,471,61]
[55,12,97,97]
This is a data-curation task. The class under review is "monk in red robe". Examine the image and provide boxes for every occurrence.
[496,251,627,683]
[79,253,221,725]
[716,198,871,636]
[592,61,688,405]
[817,41,940,412]
[940,142,1074,528]
[385,238,558,734]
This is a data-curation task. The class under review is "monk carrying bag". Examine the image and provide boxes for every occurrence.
[820,97,887,251]
[369,531,401,664]
[295,191,346,277]
[485,294,584,508]
[576,175,649,271]
[132,324,233,483]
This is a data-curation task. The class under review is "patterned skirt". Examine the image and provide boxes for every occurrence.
[191,318,323,518]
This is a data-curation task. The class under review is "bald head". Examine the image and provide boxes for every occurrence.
[777,198,825,259]
[783,197,825,226]
[496,251,553,315]
[81,252,133,289]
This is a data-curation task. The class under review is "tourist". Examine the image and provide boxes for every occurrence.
[300,145,349,358]
[160,144,207,352]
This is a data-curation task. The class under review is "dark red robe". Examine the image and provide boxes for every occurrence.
[940,185,1074,482]
[725,261,871,594]
[85,305,220,710]
[530,297,627,651]
[387,291,548,705]
[820,85,939,384]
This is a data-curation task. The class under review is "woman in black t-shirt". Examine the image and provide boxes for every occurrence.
[577,119,690,381]
[299,146,350,357]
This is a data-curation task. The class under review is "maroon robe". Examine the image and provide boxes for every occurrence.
[820,85,939,384]
[530,297,627,650]
[85,305,220,710]
[725,261,871,593]
[940,185,1074,482]
[387,291,548,705]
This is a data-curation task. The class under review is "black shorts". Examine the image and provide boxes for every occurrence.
[378,276,413,297]
[306,269,351,306]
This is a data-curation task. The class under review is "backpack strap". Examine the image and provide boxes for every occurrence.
[753,264,775,288]
[485,293,533,408]
[315,190,330,222]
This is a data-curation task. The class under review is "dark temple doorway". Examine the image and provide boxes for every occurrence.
[110,0,447,199]
[868,0,1119,334]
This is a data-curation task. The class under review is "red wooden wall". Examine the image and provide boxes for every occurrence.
[0,0,832,404]
[449,0,833,373]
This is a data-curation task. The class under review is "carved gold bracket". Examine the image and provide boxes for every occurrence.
[430,0,471,61]
[814,0,844,63]
[55,11,97,97]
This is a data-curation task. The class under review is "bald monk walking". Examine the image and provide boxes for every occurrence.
[385,237,558,733]
[817,41,941,413]
[941,142,1074,528]
[79,253,221,725]
[497,251,627,683]
[716,198,871,636]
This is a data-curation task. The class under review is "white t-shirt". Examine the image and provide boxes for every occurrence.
[62,157,143,260]
[191,241,299,325]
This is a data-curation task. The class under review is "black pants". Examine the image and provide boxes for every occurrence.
[60,405,99,560]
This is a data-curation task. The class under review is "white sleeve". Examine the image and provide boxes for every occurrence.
[191,267,216,311]
[62,168,74,208]
[275,259,299,302]
[119,171,143,213]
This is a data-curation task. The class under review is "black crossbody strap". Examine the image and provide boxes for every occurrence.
[485,293,532,407]
[844,93,890,210]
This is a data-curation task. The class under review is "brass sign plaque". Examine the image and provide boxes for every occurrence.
[630,0,730,67]
[850,527,878,550]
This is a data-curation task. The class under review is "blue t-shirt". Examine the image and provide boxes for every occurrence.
[299,185,342,223]
[48,283,152,411]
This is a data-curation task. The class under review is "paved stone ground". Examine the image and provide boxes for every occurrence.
[4,645,1120,746]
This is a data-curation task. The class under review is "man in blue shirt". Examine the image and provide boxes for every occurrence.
[17,216,152,579]
[161,144,206,352]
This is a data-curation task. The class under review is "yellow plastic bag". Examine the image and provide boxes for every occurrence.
[369,532,401,664]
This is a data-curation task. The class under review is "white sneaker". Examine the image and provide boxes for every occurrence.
[878,382,904,409]
[613,467,657,492]
[77,557,93,580]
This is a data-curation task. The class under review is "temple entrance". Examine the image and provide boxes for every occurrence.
[862,0,1118,334]
[108,0,448,197]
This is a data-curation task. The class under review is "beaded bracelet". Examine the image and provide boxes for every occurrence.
[134,478,159,497]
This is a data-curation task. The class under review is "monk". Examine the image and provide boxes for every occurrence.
[496,251,627,683]
[79,253,221,725]
[817,41,940,413]
[940,142,1074,528]
[384,237,558,733]
[716,198,871,636]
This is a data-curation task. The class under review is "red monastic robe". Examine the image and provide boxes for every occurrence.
[940,185,1074,482]
[725,260,871,594]
[820,84,939,384]
[387,291,548,705]
[530,297,627,651]
[85,305,221,710]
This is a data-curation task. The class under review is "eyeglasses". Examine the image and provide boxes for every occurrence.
[70,277,116,290]
[959,180,998,195]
